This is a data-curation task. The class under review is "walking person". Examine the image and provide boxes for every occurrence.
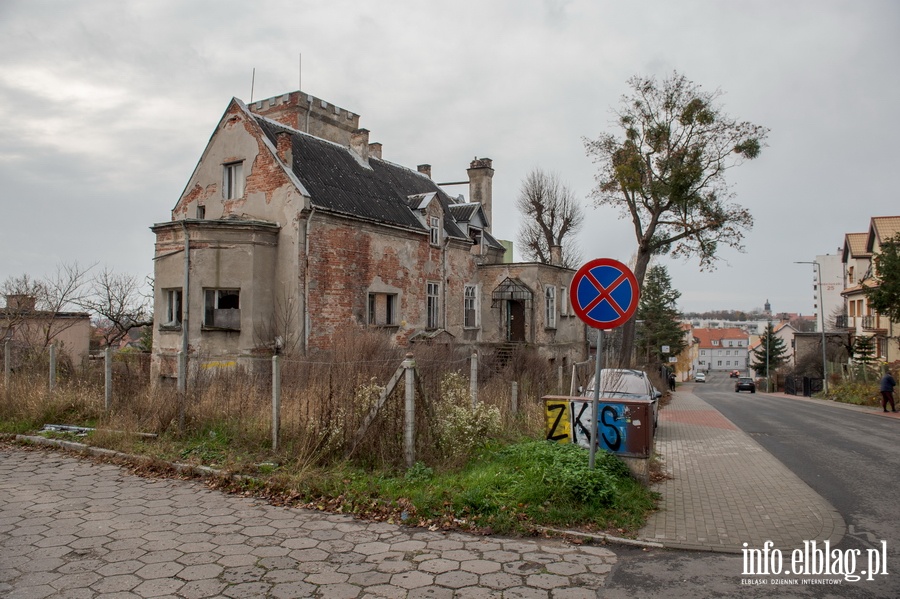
[669,372,676,392]
[880,369,897,413]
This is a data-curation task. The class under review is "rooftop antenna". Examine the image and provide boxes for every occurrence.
[250,67,256,103]
[298,53,302,92]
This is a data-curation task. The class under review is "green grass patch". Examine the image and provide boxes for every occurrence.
[252,440,657,536]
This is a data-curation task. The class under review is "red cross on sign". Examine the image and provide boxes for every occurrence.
[570,258,639,330]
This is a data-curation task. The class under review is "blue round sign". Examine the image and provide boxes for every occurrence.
[570,258,639,330]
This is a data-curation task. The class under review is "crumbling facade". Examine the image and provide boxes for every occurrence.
[150,91,586,380]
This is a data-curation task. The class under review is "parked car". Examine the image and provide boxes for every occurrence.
[583,368,660,428]
[735,377,756,393]
[730,370,741,378]
[695,372,706,383]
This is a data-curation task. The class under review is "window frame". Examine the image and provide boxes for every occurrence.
[429,216,441,246]
[223,161,244,200]
[545,285,557,329]
[426,281,441,329]
[161,288,183,329]
[464,285,478,329]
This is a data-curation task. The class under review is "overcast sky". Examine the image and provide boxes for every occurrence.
[1,1,898,315]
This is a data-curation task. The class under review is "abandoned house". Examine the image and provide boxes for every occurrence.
[150,91,586,380]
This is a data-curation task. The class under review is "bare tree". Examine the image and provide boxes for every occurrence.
[515,168,584,269]
[583,71,768,364]
[79,268,153,349]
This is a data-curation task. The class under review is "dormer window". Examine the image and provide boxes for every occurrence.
[223,161,244,199]
[429,216,441,246]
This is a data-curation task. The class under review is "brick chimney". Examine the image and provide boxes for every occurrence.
[350,129,370,165]
[467,158,494,233]
[417,164,432,179]
[368,142,383,160]
[550,245,562,267]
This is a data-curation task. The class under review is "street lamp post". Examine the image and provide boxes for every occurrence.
[795,261,829,393]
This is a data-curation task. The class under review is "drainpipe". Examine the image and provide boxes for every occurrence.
[303,205,316,353]
[442,234,449,331]
[180,221,190,391]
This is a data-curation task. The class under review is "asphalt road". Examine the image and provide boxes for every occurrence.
[697,373,900,559]
[601,374,899,599]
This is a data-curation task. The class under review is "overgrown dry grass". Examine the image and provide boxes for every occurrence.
[1,329,556,472]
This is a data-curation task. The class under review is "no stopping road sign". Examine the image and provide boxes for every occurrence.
[569,258,639,330]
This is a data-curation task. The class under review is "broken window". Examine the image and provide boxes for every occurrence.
[223,161,244,200]
[204,289,241,330]
[368,293,397,326]
[163,289,182,327]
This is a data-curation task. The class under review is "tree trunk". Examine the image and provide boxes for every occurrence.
[618,247,652,368]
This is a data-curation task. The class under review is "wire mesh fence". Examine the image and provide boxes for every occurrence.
[1,336,561,469]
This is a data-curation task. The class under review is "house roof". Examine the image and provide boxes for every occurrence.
[692,327,749,349]
[842,232,870,262]
[866,215,900,252]
[254,113,502,248]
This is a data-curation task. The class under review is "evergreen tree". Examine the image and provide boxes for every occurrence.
[750,322,789,376]
[852,335,877,381]
[635,265,687,365]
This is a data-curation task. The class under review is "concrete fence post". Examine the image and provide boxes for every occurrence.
[4,341,9,389]
[104,348,112,412]
[470,350,478,408]
[403,352,416,468]
[511,381,518,415]
[49,344,56,392]
[272,355,282,451]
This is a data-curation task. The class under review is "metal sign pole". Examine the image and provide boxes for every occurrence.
[589,327,602,469]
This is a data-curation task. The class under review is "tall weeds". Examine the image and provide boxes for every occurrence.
[1,326,561,471]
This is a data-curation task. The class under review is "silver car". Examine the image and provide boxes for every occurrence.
[583,368,661,428]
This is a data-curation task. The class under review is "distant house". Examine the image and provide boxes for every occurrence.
[150,91,586,381]
[0,294,91,366]
[838,216,900,363]
[692,327,750,373]
[748,321,797,367]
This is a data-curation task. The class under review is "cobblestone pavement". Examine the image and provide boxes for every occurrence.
[0,446,617,599]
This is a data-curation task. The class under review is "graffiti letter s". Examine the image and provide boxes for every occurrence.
[600,406,621,451]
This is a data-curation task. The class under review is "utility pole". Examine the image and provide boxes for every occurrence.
[795,261,829,393]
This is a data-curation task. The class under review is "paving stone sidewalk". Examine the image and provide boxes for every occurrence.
[0,446,616,599]
[636,388,846,553]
